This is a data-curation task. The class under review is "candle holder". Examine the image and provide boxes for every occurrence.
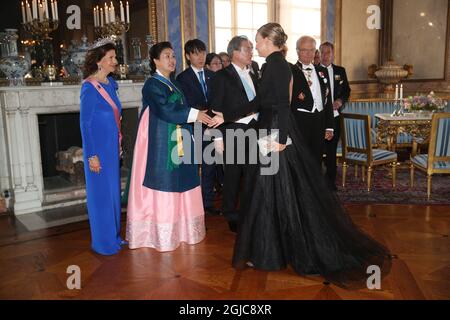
[118,63,128,79]
[44,63,57,81]
[22,18,58,40]
[93,2,130,38]
[95,21,130,38]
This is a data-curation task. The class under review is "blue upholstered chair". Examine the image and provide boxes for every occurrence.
[410,113,450,199]
[341,113,398,192]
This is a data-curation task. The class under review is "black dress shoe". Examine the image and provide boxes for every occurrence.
[228,221,238,233]
[204,207,221,215]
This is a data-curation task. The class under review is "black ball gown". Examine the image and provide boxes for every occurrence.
[232,51,392,289]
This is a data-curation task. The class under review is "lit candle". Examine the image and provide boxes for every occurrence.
[120,1,124,22]
[93,7,97,27]
[96,6,100,26]
[395,84,398,101]
[100,7,104,26]
[39,3,43,21]
[32,0,37,19]
[54,0,58,20]
[51,0,55,20]
[400,84,403,100]
[43,0,48,19]
[26,2,32,22]
[21,2,26,23]
[110,2,115,23]
[126,1,129,23]
[104,3,109,24]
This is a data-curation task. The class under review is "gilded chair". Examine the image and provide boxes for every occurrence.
[410,113,450,199]
[341,113,398,192]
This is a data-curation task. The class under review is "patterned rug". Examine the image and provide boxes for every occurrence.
[336,165,450,205]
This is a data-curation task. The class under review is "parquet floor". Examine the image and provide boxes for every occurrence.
[0,204,449,300]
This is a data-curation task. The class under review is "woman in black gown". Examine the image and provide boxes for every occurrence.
[231,23,392,289]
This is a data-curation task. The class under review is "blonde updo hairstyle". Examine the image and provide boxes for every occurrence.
[257,22,288,48]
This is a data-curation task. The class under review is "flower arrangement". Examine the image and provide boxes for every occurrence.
[403,91,447,112]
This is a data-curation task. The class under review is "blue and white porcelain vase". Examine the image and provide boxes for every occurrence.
[0,29,30,86]
[69,35,90,78]
[142,35,154,79]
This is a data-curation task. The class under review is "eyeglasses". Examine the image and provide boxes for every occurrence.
[240,47,253,54]
[211,62,223,66]
[297,48,316,53]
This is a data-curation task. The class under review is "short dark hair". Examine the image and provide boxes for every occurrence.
[184,39,206,55]
[184,39,207,65]
[206,52,222,66]
[319,41,334,52]
[82,43,116,79]
[149,41,173,75]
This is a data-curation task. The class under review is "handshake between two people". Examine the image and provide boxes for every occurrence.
[196,109,224,128]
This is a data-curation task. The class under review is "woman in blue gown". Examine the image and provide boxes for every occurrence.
[80,39,125,255]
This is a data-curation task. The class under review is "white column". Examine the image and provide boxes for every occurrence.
[3,91,41,214]
[0,106,12,194]
[5,108,24,191]
[19,107,38,191]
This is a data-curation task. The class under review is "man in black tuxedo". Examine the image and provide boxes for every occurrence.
[209,36,259,233]
[290,36,334,166]
[320,42,351,189]
[176,39,219,215]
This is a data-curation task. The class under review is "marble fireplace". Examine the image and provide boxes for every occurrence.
[0,82,143,215]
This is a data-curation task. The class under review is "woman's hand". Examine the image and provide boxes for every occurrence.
[269,141,287,153]
[196,110,213,126]
[210,110,224,128]
[214,139,224,154]
[88,155,102,174]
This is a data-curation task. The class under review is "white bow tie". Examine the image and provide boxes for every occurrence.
[302,64,314,71]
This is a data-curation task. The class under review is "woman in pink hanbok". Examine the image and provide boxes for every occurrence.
[126,42,212,251]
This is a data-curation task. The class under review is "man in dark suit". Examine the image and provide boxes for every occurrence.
[290,36,334,166]
[209,36,259,233]
[320,42,351,189]
[176,39,219,215]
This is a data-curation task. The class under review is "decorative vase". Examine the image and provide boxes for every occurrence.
[0,32,9,57]
[142,35,154,79]
[371,60,410,94]
[69,35,90,78]
[0,29,30,86]
[129,37,144,75]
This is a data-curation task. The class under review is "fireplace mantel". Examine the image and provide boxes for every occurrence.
[0,82,144,215]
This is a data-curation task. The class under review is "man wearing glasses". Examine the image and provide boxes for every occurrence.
[209,36,259,233]
[290,36,334,167]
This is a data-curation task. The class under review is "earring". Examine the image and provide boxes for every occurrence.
[98,65,101,71]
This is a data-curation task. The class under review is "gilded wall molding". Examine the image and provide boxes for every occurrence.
[208,0,214,51]
[334,0,342,65]
[155,0,168,41]
[148,0,159,42]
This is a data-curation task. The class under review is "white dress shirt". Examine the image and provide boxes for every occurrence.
[191,65,206,87]
[297,63,323,113]
[296,63,334,132]
[322,63,339,117]
[232,63,259,125]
